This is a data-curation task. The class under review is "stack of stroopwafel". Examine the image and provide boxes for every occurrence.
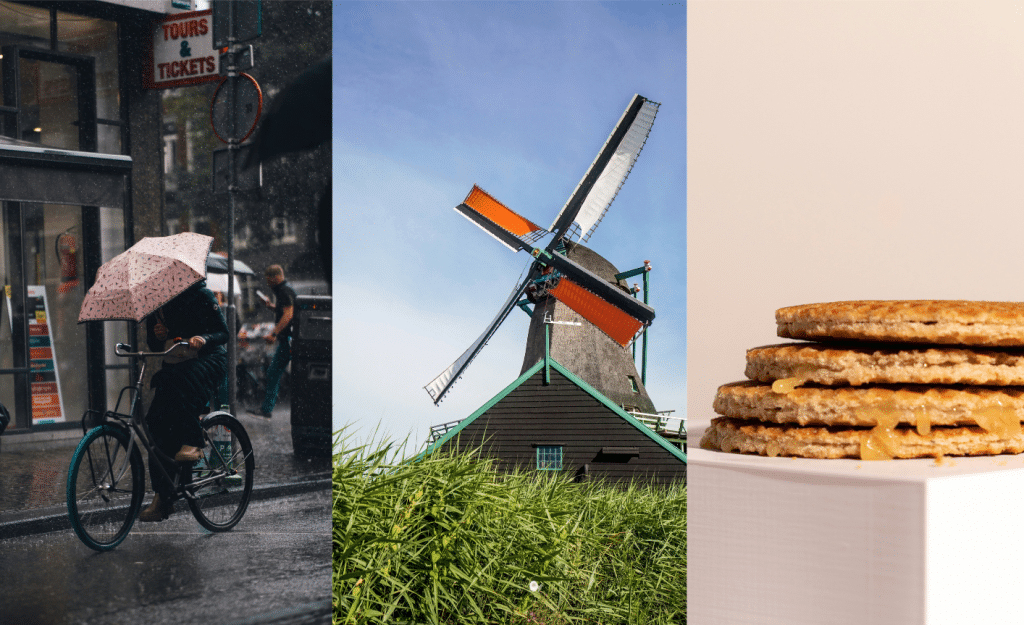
[700,301,1024,460]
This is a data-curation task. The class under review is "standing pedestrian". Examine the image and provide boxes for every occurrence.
[248,264,296,418]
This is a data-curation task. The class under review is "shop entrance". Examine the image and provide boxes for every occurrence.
[0,44,130,433]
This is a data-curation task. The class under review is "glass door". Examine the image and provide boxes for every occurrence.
[0,46,122,431]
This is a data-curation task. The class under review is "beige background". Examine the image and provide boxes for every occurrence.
[688,0,1024,429]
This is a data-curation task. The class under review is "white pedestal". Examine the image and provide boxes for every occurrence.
[689,425,1024,625]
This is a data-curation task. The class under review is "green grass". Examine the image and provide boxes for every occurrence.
[332,427,686,624]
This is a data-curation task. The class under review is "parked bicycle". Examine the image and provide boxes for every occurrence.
[66,341,255,551]
[235,321,290,411]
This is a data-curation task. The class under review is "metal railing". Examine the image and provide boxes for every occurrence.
[427,419,463,444]
[628,410,686,437]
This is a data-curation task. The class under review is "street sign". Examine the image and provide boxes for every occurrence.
[145,10,220,89]
[210,73,263,143]
[213,144,261,194]
[219,45,254,76]
[212,0,262,48]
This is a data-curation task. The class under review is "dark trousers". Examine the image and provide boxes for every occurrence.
[146,386,204,498]
[145,355,225,497]
[261,337,291,414]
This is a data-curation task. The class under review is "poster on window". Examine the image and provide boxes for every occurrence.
[23,286,66,424]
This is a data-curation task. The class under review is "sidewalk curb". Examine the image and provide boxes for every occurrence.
[0,475,331,541]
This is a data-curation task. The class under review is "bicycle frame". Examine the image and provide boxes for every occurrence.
[89,342,246,502]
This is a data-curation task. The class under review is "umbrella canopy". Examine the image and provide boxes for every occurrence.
[206,252,256,276]
[78,232,213,323]
[206,272,241,298]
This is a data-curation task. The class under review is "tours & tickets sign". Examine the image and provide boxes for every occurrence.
[146,9,220,89]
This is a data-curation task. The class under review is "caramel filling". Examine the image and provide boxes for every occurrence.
[855,397,1022,460]
[772,377,805,394]
[861,426,900,461]
[858,402,902,461]
[770,365,819,394]
[915,408,931,436]
[972,402,1021,438]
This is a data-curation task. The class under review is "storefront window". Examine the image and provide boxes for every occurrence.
[18,57,80,150]
[0,202,19,429]
[0,3,122,155]
[0,2,50,48]
[58,11,120,154]
[0,3,136,435]
[0,1,49,118]
[100,206,129,411]
[23,203,88,426]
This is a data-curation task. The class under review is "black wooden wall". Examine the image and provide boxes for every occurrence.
[441,366,686,486]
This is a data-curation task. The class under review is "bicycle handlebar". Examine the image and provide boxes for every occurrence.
[115,341,189,358]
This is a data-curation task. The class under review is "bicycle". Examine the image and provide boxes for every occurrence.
[66,341,255,551]
[235,324,291,412]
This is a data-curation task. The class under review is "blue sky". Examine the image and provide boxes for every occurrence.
[332,1,686,450]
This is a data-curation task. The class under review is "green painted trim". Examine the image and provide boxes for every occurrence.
[544,324,550,384]
[642,270,650,385]
[614,266,647,280]
[421,358,546,457]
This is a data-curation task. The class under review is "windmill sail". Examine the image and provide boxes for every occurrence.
[548,95,660,244]
[537,249,655,325]
[454,186,547,252]
[425,269,537,405]
[534,247,654,346]
[547,279,642,347]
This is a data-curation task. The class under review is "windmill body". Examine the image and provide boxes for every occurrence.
[520,242,657,414]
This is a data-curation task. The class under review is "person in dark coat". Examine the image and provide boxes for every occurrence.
[139,281,229,522]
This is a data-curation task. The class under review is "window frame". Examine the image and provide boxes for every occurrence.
[535,445,564,471]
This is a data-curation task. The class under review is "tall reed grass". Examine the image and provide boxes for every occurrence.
[333,428,686,624]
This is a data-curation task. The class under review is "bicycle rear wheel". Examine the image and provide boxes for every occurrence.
[67,425,145,551]
[186,413,254,531]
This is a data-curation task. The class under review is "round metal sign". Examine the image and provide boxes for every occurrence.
[210,72,263,143]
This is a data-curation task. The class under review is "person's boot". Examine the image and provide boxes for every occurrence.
[138,493,172,522]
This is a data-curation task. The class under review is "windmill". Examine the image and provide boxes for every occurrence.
[425,94,660,408]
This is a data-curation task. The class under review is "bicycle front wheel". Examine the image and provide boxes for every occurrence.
[187,413,254,532]
[67,425,145,551]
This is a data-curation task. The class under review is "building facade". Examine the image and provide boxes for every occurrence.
[430,355,687,486]
[0,0,174,442]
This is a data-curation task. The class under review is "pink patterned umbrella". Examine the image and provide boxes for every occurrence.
[78,232,213,323]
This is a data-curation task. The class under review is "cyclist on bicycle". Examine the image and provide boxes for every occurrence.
[139,281,229,522]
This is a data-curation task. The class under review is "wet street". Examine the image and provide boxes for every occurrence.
[2,489,331,625]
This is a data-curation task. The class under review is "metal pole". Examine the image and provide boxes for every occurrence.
[641,267,649,386]
[225,2,238,415]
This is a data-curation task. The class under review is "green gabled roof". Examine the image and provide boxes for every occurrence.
[424,355,686,463]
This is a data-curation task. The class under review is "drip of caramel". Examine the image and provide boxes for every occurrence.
[856,402,901,461]
[861,426,899,461]
[973,402,1021,438]
[770,365,819,394]
[772,377,805,394]
[915,407,931,436]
